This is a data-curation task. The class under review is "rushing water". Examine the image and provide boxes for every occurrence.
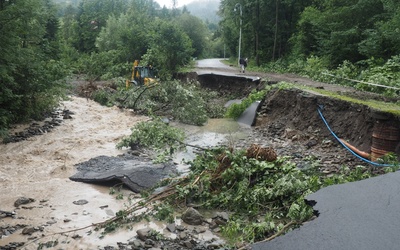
[173,118,251,174]
[0,96,252,249]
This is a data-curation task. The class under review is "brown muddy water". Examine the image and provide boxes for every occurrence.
[0,96,251,249]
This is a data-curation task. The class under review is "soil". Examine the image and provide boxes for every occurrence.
[1,67,400,250]
[177,68,400,157]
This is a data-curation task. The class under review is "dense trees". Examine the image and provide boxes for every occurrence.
[66,0,210,78]
[219,0,312,66]
[219,0,400,68]
[0,0,68,133]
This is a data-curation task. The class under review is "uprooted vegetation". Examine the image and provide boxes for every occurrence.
[95,142,397,248]
[78,78,227,126]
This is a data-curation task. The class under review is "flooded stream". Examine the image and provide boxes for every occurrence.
[0,96,252,249]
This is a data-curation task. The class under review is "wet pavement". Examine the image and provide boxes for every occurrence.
[252,170,400,250]
[195,58,261,82]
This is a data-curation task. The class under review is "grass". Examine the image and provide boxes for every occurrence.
[270,81,400,117]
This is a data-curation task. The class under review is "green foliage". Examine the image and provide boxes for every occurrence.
[147,229,166,241]
[95,11,151,61]
[144,20,195,77]
[116,117,185,161]
[153,204,175,223]
[0,0,68,132]
[91,88,114,107]
[76,50,127,81]
[95,80,215,126]
[375,153,400,167]
[225,88,267,120]
[158,146,391,244]
[175,13,210,58]
[169,150,319,242]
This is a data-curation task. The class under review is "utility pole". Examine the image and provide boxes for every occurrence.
[234,3,242,66]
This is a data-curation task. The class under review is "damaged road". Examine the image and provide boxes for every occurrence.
[253,170,400,250]
[70,154,178,193]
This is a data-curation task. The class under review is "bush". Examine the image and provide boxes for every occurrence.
[225,88,268,120]
[95,80,218,126]
[116,117,185,162]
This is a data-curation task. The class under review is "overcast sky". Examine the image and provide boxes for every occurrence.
[154,0,194,8]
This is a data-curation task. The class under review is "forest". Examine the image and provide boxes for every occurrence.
[1,0,400,134]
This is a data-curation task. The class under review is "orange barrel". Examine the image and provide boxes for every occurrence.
[371,122,400,161]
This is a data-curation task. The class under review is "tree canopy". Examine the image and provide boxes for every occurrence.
[0,0,68,132]
[219,0,400,68]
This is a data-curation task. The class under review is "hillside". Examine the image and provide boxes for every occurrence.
[183,0,220,23]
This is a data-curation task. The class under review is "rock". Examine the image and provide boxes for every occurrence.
[183,240,193,248]
[145,238,155,246]
[213,212,229,222]
[166,223,176,233]
[14,197,35,207]
[73,199,88,205]
[136,228,151,241]
[71,234,81,239]
[213,218,227,226]
[117,242,130,250]
[22,227,35,235]
[181,208,204,225]
[103,246,115,250]
[178,231,188,240]
[105,209,114,216]
[193,226,207,234]
[129,239,144,248]
[212,227,221,233]
[0,210,16,218]
[305,139,318,149]
[207,240,224,249]
[46,220,57,225]
[209,221,219,230]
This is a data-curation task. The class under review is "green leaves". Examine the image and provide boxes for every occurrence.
[225,87,267,120]
[0,0,68,131]
[116,117,185,162]
[158,145,389,244]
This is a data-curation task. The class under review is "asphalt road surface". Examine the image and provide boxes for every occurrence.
[195,58,233,69]
[253,169,400,250]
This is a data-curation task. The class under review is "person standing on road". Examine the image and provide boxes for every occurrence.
[239,57,248,73]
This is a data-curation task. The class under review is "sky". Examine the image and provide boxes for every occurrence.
[154,0,194,8]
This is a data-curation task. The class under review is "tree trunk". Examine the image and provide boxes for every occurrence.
[272,0,279,61]
[255,0,260,66]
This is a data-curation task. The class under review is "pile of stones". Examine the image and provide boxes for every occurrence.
[3,109,74,143]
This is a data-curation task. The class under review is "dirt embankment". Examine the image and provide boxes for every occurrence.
[181,70,400,164]
[257,88,378,152]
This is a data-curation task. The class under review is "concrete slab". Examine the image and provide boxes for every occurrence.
[70,154,177,193]
[237,101,261,126]
[252,171,400,250]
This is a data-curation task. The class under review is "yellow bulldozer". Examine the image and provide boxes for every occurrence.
[126,60,158,88]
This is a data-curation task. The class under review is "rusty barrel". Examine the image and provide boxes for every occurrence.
[371,122,400,161]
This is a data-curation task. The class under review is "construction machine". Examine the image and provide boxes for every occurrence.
[126,60,158,88]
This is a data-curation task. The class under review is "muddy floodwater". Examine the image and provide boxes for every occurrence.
[0,96,251,249]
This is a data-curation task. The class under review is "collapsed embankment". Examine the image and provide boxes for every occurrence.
[177,71,400,161]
